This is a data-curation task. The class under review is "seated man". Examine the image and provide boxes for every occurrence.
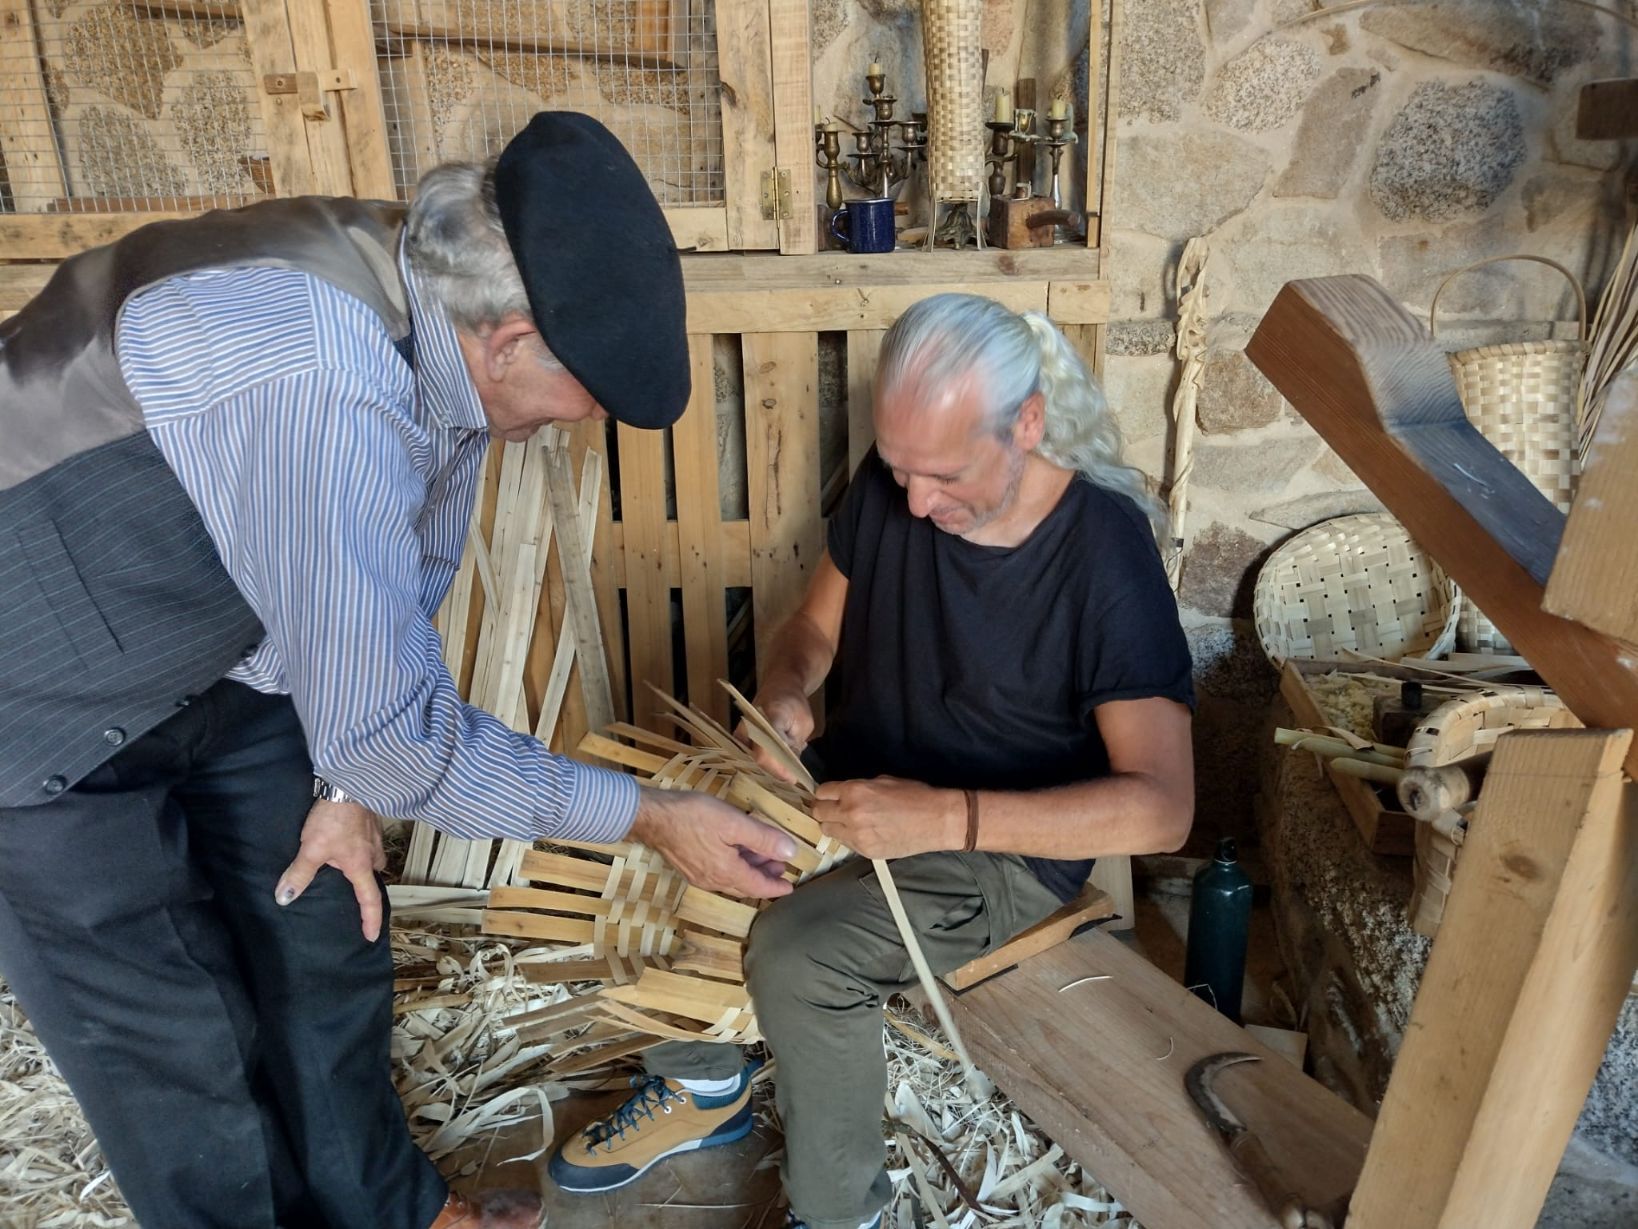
[548,293,1195,1229]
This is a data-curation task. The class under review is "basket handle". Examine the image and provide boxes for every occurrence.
[1429,254,1588,343]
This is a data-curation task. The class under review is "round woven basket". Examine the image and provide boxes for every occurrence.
[1252,513,1460,667]
[1402,688,1578,937]
[1431,256,1589,653]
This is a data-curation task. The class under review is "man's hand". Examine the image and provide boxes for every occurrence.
[275,798,387,942]
[630,787,798,898]
[812,776,963,860]
[737,686,815,783]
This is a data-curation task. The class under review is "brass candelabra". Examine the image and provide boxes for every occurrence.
[815,66,925,214]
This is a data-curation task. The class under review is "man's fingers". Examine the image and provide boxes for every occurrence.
[750,743,797,783]
[274,854,322,907]
[719,860,794,899]
[348,867,384,943]
[727,813,797,862]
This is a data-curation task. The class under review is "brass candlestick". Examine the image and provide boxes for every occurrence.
[985,119,1017,200]
[1041,108,1078,242]
[814,121,846,212]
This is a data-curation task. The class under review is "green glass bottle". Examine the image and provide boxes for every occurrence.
[1183,837,1253,1024]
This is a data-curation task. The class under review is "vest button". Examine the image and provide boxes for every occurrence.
[103,727,127,746]
[43,775,67,795]
[175,695,196,708]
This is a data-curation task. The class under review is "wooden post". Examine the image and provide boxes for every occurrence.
[242,0,321,195]
[714,0,780,250]
[743,332,820,677]
[845,329,883,474]
[673,336,733,728]
[1347,729,1638,1229]
[766,0,815,254]
[617,420,674,731]
[325,0,397,198]
[0,0,68,210]
[1543,369,1638,644]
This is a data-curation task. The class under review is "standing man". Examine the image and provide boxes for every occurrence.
[0,113,793,1229]
[548,293,1195,1229]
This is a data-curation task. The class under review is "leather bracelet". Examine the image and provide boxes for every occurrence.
[963,789,980,852]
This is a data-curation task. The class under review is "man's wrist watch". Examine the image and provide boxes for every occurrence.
[312,777,352,805]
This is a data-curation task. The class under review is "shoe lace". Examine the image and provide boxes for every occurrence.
[584,1076,686,1151]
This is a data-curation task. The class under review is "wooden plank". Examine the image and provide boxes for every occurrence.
[543,443,617,731]
[713,0,779,250]
[0,212,198,258]
[1082,0,1102,249]
[845,330,883,477]
[766,0,815,254]
[1543,369,1638,644]
[373,0,672,60]
[665,206,731,253]
[284,0,358,196]
[682,247,1100,289]
[325,0,398,198]
[0,0,68,210]
[1246,276,1638,778]
[942,885,1114,991]
[950,928,1372,1229]
[742,332,820,675]
[1094,0,1123,254]
[0,261,53,310]
[616,421,673,731]
[385,37,441,188]
[242,0,321,196]
[689,280,1050,334]
[1576,77,1638,141]
[1348,729,1638,1229]
[673,336,732,726]
[1046,278,1112,323]
[570,420,629,724]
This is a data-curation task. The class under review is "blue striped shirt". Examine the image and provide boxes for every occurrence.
[114,250,638,845]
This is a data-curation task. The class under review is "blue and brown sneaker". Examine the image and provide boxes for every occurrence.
[548,1061,759,1193]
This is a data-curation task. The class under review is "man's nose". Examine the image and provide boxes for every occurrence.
[905,476,937,518]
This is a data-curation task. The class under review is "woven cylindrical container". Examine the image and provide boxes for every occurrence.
[1252,513,1460,668]
[1431,256,1588,653]
[1402,689,1578,937]
[920,0,984,204]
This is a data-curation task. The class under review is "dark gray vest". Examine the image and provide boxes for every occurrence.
[0,197,411,807]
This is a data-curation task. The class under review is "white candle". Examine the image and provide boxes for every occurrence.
[994,89,1013,124]
[1048,96,1068,120]
[868,61,884,77]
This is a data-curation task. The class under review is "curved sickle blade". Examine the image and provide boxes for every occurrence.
[1184,1051,1261,1140]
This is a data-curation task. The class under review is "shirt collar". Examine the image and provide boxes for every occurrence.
[399,241,489,433]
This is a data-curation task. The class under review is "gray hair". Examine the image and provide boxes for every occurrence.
[404,161,532,333]
[876,293,1161,534]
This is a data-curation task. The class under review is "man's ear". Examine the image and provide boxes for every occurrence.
[482,316,540,384]
[1013,391,1047,452]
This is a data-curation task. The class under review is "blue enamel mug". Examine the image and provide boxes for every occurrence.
[830,197,896,253]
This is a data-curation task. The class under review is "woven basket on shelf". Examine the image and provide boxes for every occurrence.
[1402,688,1578,937]
[1252,513,1460,668]
[1431,255,1589,654]
[920,0,984,206]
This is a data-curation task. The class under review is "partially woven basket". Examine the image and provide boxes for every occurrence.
[1431,256,1588,653]
[921,0,984,205]
[1402,688,1578,937]
[1253,514,1460,667]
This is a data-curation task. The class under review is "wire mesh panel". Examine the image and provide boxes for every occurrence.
[0,0,271,214]
[374,0,724,205]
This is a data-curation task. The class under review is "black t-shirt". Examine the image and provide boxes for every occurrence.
[815,450,1195,902]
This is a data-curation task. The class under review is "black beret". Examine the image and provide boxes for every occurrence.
[494,113,689,429]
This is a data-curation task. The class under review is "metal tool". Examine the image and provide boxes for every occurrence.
[1185,1052,1336,1229]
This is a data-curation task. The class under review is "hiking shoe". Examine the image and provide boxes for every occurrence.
[548,1061,759,1193]
[783,1213,883,1229]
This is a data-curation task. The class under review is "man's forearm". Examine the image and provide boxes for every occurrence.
[758,611,839,698]
[963,773,1193,860]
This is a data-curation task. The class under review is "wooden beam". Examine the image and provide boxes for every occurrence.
[242,0,322,196]
[950,928,1372,1229]
[714,0,780,250]
[1543,369,1638,644]
[0,0,68,211]
[1576,77,1638,141]
[616,420,673,732]
[1347,729,1638,1229]
[373,0,672,61]
[673,336,733,726]
[845,329,883,474]
[743,333,820,676]
[941,885,1114,991]
[326,0,398,198]
[1246,276,1638,777]
[766,0,816,254]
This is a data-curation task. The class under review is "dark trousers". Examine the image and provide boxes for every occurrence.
[0,679,447,1229]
